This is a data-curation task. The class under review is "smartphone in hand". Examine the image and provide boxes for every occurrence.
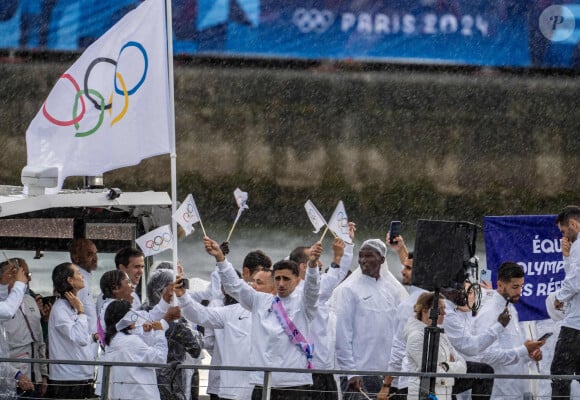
[388,221,402,244]
[538,332,553,341]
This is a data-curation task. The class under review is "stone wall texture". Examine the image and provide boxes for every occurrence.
[1,61,579,229]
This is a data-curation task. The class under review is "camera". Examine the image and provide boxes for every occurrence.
[106,188,122,200]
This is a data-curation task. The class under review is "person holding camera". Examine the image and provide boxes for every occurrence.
[4,258,49,397]
[0,259,35,395]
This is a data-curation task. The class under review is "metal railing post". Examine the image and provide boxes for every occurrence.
[100,364,111,400]
[261,370,272,400]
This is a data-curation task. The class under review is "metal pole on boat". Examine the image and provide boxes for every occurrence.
[261,370,272,400]
[164,0,179,279]
[101,364,112,400]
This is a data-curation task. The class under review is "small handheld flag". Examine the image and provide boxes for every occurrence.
[136,225,174,257]
[172,194,199,236]
[328,201,351,243]
[304,200,326,234]
[226,188,249,242]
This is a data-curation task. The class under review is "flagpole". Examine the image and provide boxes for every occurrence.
[225,210,242,243]
[164,0,179,280]
[319,225,329,242]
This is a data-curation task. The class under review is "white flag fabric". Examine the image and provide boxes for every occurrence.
[304,200,326,234]
[24,0,171,190]
[234,188,249,210]
[172,194,200,236]
[136,224,174,257]
[328,200,351,243]
[233,188,249,223]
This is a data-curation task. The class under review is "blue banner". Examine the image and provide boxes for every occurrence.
[484,215,565,322]
[0,1,579,69]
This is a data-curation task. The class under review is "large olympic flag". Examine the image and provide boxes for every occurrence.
[24,0,171,190]
[484,215,565,322]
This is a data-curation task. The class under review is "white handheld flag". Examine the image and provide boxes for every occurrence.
[304,200,327,234]
[136,225,174,257]
[328,201,351,243]
[234,188,249,211]
[226,188,249,242]
[172,194,200,236]
[24,0,171,190]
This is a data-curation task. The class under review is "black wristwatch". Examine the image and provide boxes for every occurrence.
[330,262,340,269]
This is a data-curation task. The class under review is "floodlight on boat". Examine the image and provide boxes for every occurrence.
[21,166,59,196]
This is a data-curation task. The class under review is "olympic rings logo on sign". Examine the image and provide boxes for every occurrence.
[42,41,148,137]
[292,8,335,34]
[145,232,171,252]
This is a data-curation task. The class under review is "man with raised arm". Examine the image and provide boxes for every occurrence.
[203,236,321,400]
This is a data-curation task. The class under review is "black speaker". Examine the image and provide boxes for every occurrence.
[412,220,477,291]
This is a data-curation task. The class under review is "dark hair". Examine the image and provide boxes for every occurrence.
[52,262,75,297]
[100,270,127,300]
[289,246,309,265]
[0,257,27,272]
[0,261,9,274]
[556,205,580,225]
[115,247,144,269]
[69,238,94,261]
[497,262,524,283]
[272,260,300,277]
[243,250,272,274]
[414,291,444,320]
[104,299,132,346]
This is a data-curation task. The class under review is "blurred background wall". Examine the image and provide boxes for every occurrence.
[0,61,578,230]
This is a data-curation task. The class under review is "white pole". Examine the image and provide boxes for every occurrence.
[164,0,179,281]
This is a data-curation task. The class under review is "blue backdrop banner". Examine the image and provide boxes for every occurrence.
[484,215,564,322]
[1,1,579,69]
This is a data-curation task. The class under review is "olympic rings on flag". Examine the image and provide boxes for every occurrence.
[42,74,86,126]
[42,41,148,137]
[114,41,148,96]
[183,203,196,222]
[145,232,172,252]
[336,211,349,234]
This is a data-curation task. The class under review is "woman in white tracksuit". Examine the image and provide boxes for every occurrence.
[403,291,467,400]
[101,299,168,400]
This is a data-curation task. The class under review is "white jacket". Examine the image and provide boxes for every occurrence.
[403,317,466,400]
[179,298,253,400]
[218,259,319,387]
[102,330,168,400]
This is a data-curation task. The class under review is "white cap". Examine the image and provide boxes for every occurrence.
[360,239,387,257]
